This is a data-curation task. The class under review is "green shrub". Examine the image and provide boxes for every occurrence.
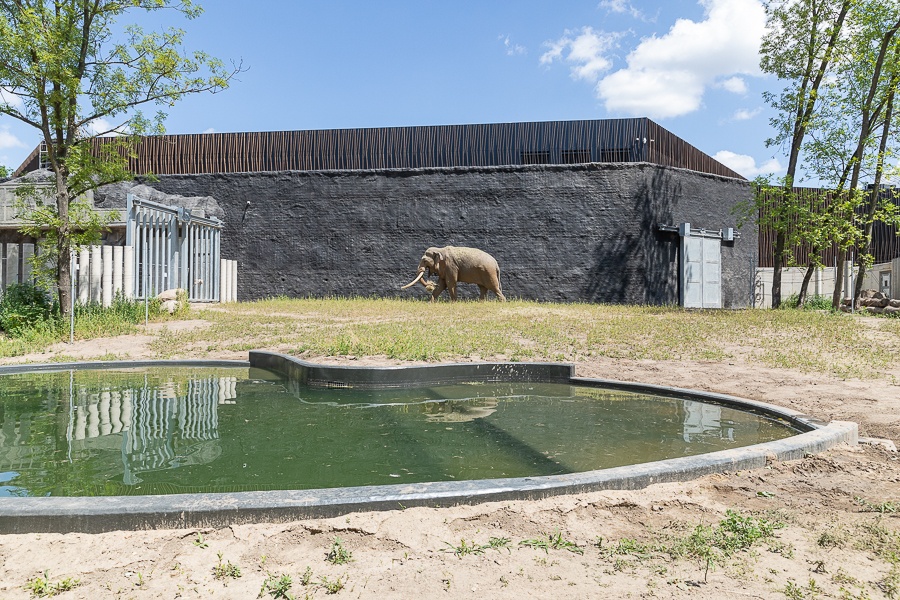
[781,293,834,311]
[0,283,54,336]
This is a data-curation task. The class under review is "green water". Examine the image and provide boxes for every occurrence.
[0,367,798,497]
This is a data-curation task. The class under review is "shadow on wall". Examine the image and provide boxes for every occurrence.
[583,167,679,304]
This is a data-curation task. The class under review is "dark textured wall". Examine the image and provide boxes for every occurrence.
[128,162,754,307]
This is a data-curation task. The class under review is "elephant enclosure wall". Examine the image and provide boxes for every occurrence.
[128,162,754,307]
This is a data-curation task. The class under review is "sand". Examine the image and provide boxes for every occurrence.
[0,323,898,599]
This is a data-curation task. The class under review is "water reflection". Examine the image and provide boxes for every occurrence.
[681,400,734,443]
[0,369,797,497]
[0,372,238,489]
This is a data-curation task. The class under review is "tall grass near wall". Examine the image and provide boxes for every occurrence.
[0,283,166,357]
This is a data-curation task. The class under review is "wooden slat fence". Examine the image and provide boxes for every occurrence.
[7,119,746,179]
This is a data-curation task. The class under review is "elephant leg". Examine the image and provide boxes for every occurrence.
[446,280,458,301]
[478,285,488,300]
[431,279,447,302]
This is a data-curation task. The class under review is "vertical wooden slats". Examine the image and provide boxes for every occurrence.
[757,187,900,267]
[82,119,742,179]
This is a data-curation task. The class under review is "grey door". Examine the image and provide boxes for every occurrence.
[680,235,722,309]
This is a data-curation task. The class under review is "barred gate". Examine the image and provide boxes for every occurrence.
[125,194,222,301]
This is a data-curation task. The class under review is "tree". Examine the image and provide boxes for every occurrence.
[800,0,900,307]
[760,0,852,307]
[0,164,9,177]
[0,1,239,315]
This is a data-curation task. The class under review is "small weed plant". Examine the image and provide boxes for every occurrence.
[25,571,80,597]
[856,496,899,514]
[487,536,512,552]
[319,575,346,594]
[443,539,486,558]
[326,537,353,564]
[212,552,241,580]
[259,573,293,599]
[519,531,584,555]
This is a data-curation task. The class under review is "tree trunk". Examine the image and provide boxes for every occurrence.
[797,257,819,307]
[854,81,897,302]
[772,230,787,308]
[54,168,72,318]
[832,249,846,309]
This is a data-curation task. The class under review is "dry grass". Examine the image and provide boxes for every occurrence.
[145,298,900,380]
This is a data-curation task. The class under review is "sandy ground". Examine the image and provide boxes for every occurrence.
[0,323,898,599]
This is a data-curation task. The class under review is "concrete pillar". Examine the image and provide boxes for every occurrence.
[231,260,238,303]
[123,246,134,299]
[843,260,853,301]
[112,245,123,299]
[78,248,90,305]
[102,245,113,307]
[90,245,102,304]
[220,258,229,302]
[5,243,19,287]
[22,243,34,283]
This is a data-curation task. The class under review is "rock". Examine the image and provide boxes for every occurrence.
[866,306,884,315]
[890,299,900,308]
[884,305,900,315]
[161,299,178,314]
[858,437,898,452]
[157,288,186,301]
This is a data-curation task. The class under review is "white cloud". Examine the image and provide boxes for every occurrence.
[599,0,646,20]
[714,150,782,178]
[541,27,617,82]
[0,126,25,150]
[203,127,216,134]
[720,76,748,94]
[499,34,526,56]
[0,88,23,110]
[731,107,762,121]
[595,0,766,118]
[84,118,126,137]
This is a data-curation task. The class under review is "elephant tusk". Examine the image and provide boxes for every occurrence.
[401,272,425,289]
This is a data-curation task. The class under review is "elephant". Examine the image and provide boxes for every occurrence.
[401,246,506,302]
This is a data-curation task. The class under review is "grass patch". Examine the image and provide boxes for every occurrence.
[172,298,898,379]
[6,296,899,382]
[663,510,784,582]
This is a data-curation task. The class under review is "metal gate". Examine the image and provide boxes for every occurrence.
[125,194,222,301]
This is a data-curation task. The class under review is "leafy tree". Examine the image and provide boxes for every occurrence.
[0,1,239,316]
[801,0,900,307]
[0,164,9,178]
[760,0,852,307]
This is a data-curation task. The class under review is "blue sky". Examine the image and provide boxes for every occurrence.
[0,0,785,180]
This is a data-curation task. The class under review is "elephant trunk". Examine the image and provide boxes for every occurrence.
[401,271,425,289]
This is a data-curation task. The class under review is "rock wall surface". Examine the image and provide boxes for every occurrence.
[109,162,754,306]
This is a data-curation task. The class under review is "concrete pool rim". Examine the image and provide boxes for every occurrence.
[0,352,858,533]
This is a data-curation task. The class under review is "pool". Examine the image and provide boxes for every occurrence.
[0,366,798,498]
[0,353,857,533]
